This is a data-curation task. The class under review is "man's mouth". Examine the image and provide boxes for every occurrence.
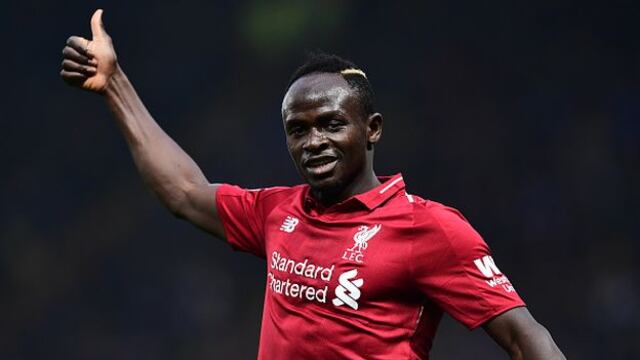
[303,156,338,176]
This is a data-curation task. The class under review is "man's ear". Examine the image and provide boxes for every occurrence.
[366,113,383,146]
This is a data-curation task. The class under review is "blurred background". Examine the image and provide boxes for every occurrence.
[1,0,638,359]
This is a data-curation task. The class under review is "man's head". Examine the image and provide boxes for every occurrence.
[285,53,376,118]
[282,53,383,201]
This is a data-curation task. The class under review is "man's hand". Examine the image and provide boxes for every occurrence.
[59,9,226,239]
[61,9,117,93]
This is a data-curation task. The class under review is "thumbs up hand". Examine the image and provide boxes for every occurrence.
[61,9,117,93]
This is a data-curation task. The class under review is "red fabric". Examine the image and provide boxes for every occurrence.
[215,174,525,359]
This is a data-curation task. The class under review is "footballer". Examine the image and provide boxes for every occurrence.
[60,10,565,359]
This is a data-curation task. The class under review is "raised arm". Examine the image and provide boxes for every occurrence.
[60,9,225,239]
[483,307,566,360]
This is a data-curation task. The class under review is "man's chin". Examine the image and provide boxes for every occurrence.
[305,173,342,194]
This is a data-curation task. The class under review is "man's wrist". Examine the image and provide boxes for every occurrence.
[103,64,126,97]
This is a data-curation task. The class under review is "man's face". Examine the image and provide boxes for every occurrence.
[282,73,373,194]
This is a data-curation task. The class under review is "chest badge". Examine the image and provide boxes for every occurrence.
[342,224,381,264]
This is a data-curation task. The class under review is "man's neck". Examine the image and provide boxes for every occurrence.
[312,171,381,208]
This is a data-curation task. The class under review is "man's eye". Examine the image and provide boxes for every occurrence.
[326,121,345,132]
[289,127,306,136]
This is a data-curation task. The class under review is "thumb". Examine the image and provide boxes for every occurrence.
[90,9,108,40]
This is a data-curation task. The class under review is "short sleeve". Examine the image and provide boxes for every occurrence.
[411,203,526,329]
[215,184,275,258]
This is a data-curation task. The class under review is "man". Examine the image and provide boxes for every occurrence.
[60,9,565,359]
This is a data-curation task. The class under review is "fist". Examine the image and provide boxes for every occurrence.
[61,9,117,93]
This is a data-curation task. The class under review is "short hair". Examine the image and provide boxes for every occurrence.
[286,52,376,117]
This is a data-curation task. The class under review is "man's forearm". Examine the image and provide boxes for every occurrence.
[103,65,208,214]
[484,308,565,360]
[511,323,565,360]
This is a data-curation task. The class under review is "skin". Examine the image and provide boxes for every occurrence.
[60,10,565,359]
[484,307,565,360]
[282,72,383,206]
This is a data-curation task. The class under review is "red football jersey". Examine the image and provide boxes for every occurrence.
[216,174,525,359]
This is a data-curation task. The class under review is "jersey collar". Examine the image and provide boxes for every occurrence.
[354,173,406,210]
[303,173,405,213]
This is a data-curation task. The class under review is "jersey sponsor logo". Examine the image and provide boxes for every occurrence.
[485,275,515,292]
[473,255,502,278]
[332,269,364,310]
[268,272,329,303]
[342,224,381,263]
[271,251,334,281]
[473,255,515,293]
[279,216,299,233]
[268,251,333,304]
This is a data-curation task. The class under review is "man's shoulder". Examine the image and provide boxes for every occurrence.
[219,183,307,198]
[397,193,462,216]
[401,196,487,261]
[216,183,308,217]
[249,183,307,197]
[399,195,471,230]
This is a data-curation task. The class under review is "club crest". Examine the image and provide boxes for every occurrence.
[342,224,381,264]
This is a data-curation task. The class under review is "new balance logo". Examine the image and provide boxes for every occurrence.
[332,269,364,310]
[279,216,299,233]
[473,255,502,278]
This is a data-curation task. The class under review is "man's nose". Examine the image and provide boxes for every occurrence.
[303,127,328,151]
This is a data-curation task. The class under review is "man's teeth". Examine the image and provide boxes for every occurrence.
[308,158,335,166]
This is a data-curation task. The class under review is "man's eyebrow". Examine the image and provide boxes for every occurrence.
[284,118,306,127]
[285,110,345,124]
[316,110,346,120]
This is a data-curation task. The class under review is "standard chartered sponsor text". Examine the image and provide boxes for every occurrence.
[269,251,335,304]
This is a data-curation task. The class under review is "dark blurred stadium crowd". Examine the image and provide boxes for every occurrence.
[1,1,638,359]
